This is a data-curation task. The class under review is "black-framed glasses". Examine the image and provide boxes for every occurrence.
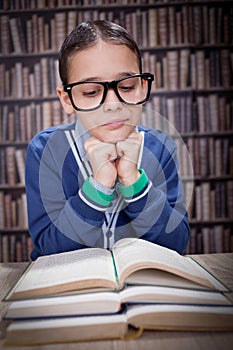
[63,73,154,112]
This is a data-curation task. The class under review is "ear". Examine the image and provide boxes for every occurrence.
[56,86,76,114]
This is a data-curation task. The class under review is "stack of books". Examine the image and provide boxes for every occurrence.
[3,238,233,346]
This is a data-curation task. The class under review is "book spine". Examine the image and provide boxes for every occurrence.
[0,232,32,262]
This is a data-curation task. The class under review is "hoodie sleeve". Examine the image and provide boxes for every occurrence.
[118,129,190,255]
[25,128,109,260]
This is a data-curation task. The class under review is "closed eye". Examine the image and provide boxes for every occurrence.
[119,84,135,92]
[82,89,101,97]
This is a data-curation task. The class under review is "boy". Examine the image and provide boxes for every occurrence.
[26,20,190,260]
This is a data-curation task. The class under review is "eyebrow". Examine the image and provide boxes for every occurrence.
[76,72,139,83]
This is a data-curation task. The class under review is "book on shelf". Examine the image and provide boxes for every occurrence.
[4,303,233,346]
[0,15,10,55]
[158,7,168,46]
[2,234,9,263]
[148,8,158,48]
[9,17,24,54]
[0,191,4,229]
[5,146,16,185]
[193,6,202,45]
[5,238,229,301]
[221,49,232,88]
[168,6,176,45]
[15,148,26,185]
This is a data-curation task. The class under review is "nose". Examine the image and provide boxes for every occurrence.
[103,88,123,112]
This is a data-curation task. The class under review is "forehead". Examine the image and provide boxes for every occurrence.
[68,41,139,83]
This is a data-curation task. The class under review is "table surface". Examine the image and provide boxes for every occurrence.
[0,253,233,350]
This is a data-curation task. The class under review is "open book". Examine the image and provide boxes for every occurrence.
[5,238,228,300]
[4,304,233,346]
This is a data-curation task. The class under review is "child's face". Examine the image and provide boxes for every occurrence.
[59,41,145,143]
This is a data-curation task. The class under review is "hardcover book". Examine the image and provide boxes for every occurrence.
[5,238,228,301]
[4,303,233,346]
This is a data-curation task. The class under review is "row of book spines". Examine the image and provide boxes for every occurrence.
[175,137,233,179]
[0,58,61,100]
[144,49,233,91]
[0,49,232,100]
[183,137,233,178]
[188,180,233,222]
[143,94,233,134]
[0,101,73,144]
[0,0,160,10]
[134,5,233,48]
[0,147,26,187]
[0,233,32,263]
[0,191,28,230]
[185,225,233,255]
[4,0,226,11]
[0,5,232,55]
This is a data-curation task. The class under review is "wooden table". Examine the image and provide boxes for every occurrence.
[1,253,233,350]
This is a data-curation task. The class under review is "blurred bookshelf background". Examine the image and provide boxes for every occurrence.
[0,0,232,261]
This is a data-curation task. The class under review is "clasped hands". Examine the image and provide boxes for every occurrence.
[84,131,142,189]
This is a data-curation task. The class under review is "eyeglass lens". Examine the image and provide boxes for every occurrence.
[70,76,149,111]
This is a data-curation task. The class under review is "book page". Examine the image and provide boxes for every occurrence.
[126,304,233,330]
[112,238,226,290]
[125,269,211,290]
[10,248,116,298]
[119,285,230,305]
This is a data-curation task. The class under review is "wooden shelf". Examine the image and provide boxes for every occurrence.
[0,50,57,60]
[180,131,233,138]
[181,175,233,182]
[0,141,29,147]
[0,184,25,191]
[0,228,28,234]
[189,218,233,225]
[0,95,59,104]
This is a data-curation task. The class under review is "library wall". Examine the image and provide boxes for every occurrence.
[0,0,232,261]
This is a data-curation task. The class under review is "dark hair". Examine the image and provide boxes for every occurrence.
[58,20,142,85]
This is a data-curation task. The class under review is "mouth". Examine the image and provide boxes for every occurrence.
[102,119,128,129]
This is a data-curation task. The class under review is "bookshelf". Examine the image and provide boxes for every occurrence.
[0,0,232,261]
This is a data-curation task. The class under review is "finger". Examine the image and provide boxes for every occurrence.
[84,137,101,153]
[127,130,142,140]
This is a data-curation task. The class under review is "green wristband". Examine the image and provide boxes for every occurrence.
[82,177,114,207]
[117,168,148,198]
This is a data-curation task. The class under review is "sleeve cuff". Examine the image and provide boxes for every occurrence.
[81,177,114,208]
[117,168,149,199]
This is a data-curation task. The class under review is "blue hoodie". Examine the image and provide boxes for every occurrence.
[25,121,190,260]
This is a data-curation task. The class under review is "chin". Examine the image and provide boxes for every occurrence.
[104,137,125,144]
[100,132,130,144]
[98,126,136,144]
